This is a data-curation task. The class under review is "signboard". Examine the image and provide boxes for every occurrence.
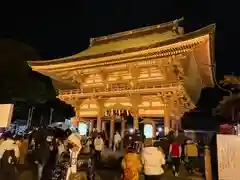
[217,134,240,180]
[144,124,153,138]
[78,123,87,136]
[0,104,14,128]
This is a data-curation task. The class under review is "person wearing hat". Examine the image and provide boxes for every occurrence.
[141,139,166,180]
[66,133,82,180]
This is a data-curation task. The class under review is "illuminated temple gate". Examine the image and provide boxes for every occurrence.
[29,18,215,146]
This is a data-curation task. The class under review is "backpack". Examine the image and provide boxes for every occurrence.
[170,142,180,157]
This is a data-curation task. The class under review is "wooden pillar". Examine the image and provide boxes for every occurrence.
[101,121,106,131]
[174,119,179,136]
[178,118,182,130]
[97,116,101,132]
[121,117,126,138]
[89,119,94,133]
[164,106,170,135]
[133,108,139,130]
[152,120,156,139]
[171,119,175,130]
[121,117,126,150]
[129,94,141,130]
[109,116,115,148]
[175,116,181,136]
[204,146,212,180]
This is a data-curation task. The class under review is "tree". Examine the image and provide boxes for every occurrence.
[216,94,240,123]
[216,75,240,123]
[0,38,56,103]
[220,75,240,92]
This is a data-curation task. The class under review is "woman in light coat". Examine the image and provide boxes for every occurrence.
[141,139,166,180]
[66,133,82,180]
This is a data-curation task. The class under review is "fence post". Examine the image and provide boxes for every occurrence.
[204,145,212,180]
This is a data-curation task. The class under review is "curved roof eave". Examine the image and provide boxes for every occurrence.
[28,23,215,67]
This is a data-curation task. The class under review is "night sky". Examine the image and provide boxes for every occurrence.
[0,1,237,127]
[0,0,236,75]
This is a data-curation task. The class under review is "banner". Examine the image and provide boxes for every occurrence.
[217,134,240,180]
[0,104,14,128]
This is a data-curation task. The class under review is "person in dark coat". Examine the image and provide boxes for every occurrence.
[19,153,37,180]
[33,132,58,180]
[0,149,19,180]
[124,132,135,149]
[41,136,58,180]
[33,138,50,180]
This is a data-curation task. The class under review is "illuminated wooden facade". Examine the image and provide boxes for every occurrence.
[29,19,215,145]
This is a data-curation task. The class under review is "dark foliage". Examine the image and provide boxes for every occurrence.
[181,87,222,131]
[0,38,56,103]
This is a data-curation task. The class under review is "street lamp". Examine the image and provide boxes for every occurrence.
[158,127,163,132]
[49,108,54,125]
[27,106,35,128]
[129,128,134,134]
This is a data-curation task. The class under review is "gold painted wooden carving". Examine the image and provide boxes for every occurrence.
[31,21,215,119]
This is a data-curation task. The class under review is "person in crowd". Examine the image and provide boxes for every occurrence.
[56,138,65,164]
[121,144,141,180]
[65,129,72,137]
[134,129,142,153]
[15,135,28,166]
[0,132,20,160]
[83,136,92,154]
[91,129,98,140]
[90,129,98,150]
[88,149,96,180]
[28,134,36,152]
[184,140,198,173]
[0,132,20,180]
[141,139,166,180]
[94,134,104,163]
[100,130,106,142]
[113,131,121,151]
[103,130,109,147]
[32,134,54,180]
[66,133,82,180]
[41,135,58,180]
[19,154,36,180]
[123,131,134,149]
[169,139,182,177]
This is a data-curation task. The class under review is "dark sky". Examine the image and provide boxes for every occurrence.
[0,0,237,126]
[0,0,238,77]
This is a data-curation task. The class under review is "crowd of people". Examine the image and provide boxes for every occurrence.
[0,126,118,180]
[0,126,203,180]
[121,131,202,180]
[0,127,86,180]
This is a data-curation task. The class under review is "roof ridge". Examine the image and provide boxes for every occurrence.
[29,21,215,66]
[90,17,184,46]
